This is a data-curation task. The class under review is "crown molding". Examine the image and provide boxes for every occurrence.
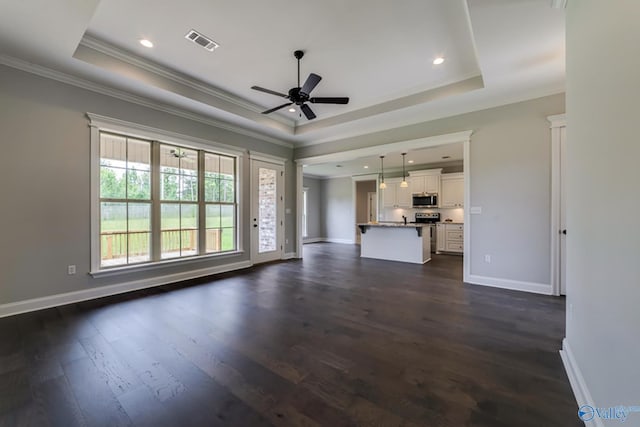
[0,54,294,149]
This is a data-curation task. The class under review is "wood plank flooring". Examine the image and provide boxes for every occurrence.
[0,243,581,426]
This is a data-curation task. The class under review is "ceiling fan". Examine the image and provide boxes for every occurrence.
[251,50,349,120]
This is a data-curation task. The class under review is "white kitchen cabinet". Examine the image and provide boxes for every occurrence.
[436,223,463,254]
[381,179,411,208]
[440,173,464,208]
[408,169,442,195]
[436,223,445,252]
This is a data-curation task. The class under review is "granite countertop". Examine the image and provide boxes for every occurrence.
[357,222,427,228]
[438,221,464,225]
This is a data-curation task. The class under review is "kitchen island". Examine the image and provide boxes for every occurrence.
[357,222,431,264]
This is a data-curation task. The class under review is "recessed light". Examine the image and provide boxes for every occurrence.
[364,165,369,169]
[433,57,445,65]
[139,39,154,48]
[289,107,296,113]
[408,160,414,164]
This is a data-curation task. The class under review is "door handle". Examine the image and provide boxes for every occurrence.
[561,229,567,235]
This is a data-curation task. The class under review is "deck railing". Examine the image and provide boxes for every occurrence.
[101,228,220,260]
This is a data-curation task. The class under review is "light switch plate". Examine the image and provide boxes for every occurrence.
[470,206,482,214]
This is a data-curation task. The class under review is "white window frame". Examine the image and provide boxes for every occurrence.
[88,113,246,277]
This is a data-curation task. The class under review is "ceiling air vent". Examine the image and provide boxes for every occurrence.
[185,29,219,51]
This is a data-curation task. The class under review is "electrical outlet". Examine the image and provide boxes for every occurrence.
[67,265,76,275]
[484,254,491,263]
[285,239,289,244]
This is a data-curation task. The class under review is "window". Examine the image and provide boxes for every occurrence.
[95,127,238,271]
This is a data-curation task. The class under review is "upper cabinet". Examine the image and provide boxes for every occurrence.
[408,169,442,194]
[440,173,464,208]
[381,178,411,208]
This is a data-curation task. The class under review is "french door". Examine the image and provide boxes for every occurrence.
[250,159,284,264]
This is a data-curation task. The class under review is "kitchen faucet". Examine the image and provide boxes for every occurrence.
[402,215,407,225]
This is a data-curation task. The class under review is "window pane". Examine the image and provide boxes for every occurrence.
[258,167,277,253]
[128,232,150,263]
[127,204,151,263]
[221,228,236,251]
[220,179,234,203]
[206,229,220,253]
[221,205,234,228]
[181,204,198,229]
[127,139,150,171]
[204,178,217,202]
[206,204,221,229]
[161,173,180,201]
[127,170,150,200]
[100,202,127,266]
[100,133,127,167]
[180,174,198,202]
[181,204,198,256]
[128,203,150,232]
[205,153,220,178]
[220,156,234,178]
[160,145,181,173]
[180,150,198,177]
[100,166,126,199]
[161,203,180,259]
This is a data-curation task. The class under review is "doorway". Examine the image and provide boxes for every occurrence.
[355,180,377,244]
[549,114,567,295]
[251,159,284,264]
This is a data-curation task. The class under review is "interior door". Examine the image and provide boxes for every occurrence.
[251,159,284,264]
[367,192,378,222]
[559,126,567,295]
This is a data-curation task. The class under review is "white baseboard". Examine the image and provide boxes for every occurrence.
[303,237,325,244]
[282,252,298,260]
[0,260,253,319]
[324,238,355,244]
[560,338,600,427]
[466,274,553,295]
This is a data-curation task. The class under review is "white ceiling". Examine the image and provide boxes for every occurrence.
[0,0,565,147]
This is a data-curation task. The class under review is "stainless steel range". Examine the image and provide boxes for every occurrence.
[414,212,440,253]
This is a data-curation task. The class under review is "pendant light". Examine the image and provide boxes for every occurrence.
[400,153,409,188]
[379,155,387,189]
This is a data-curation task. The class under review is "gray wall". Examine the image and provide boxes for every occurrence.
[322,177,355,243]
[566,2,640,407]
[302,176,323,240]
[0,65,294,305]
[296,94,565,286]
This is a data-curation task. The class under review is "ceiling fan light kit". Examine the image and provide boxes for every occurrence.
[251,50,349,120]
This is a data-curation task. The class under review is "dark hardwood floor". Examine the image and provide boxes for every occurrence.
[0,243,581,427]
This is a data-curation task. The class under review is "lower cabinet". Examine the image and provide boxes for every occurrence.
[436,224,445,252]
[436,223,463,254]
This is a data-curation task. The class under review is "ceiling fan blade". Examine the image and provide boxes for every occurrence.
[310,97,350,104]
[300,73,322,96]
[261,102,293,114]
[251,86,288,98]
[300,104,316,120]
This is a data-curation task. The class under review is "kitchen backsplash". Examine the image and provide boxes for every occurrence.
[380,207,464,223]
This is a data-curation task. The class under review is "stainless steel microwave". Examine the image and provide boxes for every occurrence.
[412,193,438,208]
